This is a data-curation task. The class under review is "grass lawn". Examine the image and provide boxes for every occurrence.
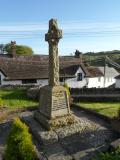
[76,102,120,118]
[0,88,38,110]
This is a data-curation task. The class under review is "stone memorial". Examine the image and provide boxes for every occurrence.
[35,19,74,130]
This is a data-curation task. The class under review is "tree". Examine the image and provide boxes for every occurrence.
[4,43,34,55]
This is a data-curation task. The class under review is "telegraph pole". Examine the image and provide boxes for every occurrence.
[103,56,106,88]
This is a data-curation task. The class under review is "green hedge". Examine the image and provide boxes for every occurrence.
[93,146,120,160]
[5,118,38,160]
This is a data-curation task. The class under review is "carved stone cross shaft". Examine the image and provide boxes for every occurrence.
[45,19,62,86]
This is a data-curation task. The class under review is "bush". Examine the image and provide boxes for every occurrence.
[5,118,38,160]
[64,83,70,97]
[63,83,73,105]
[93,146,120,160]
[0,98,4,107]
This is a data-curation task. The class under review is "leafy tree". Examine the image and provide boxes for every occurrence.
[4,43,33,55]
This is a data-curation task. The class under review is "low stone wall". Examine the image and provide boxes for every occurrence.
[27,87,40,100]
[72,95,120,102]
[71,88,120,102]
[70,88,120,95]
[0,84,39,89]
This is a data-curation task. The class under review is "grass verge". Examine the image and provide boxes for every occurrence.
[0,88,38,110]
[76,102,120,118]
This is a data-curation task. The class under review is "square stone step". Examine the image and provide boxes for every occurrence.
[22,115,58,145]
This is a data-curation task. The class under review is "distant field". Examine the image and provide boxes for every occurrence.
[0,88,38,110]
[76,102,120,118]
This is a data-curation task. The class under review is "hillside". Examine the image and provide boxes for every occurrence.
[82,50,120,72]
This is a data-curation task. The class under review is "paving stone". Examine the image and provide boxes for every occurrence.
[44,143,72,160]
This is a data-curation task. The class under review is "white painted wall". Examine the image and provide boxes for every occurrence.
[0,71,49,86]
[88,76,116,88]
[0,72,21,85]
[0,69,116,88]
[115,79,120,88]
[37,79,48,86]
[65,67,87,88]
[104,77,116,87]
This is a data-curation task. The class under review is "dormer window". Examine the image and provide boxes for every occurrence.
[77,73,82,81]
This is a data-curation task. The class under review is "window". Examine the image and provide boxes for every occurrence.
[60,77,64,82]
[22,79,37,84]
[77,73,82,81]
[98,77,101,82]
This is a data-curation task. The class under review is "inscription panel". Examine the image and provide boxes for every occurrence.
[52,91,69,117]
[39,89,51,118]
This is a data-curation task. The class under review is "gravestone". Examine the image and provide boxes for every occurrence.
[35,19,74,130]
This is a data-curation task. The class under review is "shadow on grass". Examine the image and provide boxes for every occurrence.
[0,89,37,102]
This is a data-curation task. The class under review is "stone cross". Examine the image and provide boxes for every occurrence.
[45,19,62,86]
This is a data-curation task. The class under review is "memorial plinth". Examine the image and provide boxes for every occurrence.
[35,19,74,130]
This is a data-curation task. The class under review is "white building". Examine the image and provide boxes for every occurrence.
[115,75,120,88]
[0,55,119,88]
[0,55,82,86]
[62,65,119,88]
[98,66,119,88]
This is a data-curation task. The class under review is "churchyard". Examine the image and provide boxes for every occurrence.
[0,88,120,119]
[0,19,120,160]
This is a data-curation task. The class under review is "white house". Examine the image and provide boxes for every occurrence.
[98,66,119,88]
[61,65,104,88]
[0,55,119,88]
[115,75,120,88]
[62,65,119,88]
[0,55,82,86]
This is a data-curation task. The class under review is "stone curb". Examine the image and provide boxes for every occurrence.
[72,104,111,123]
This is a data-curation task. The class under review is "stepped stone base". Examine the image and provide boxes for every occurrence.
[34,111,75,130]
[22,108,119,160]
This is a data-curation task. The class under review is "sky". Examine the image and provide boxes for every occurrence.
[0,0,120,55]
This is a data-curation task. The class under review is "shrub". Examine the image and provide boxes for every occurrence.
[63,83,73,105]
[0,98,4,107]
[64,83,70,97]
[93,146,120,160]
[5,118,38,160]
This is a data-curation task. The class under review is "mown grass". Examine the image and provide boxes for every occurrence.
[76,102,120,118]
[0,88,38,110]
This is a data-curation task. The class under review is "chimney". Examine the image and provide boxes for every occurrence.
[11,41,16,57]
[75,50,83,63]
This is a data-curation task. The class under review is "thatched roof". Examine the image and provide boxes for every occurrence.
[0,55,103,80]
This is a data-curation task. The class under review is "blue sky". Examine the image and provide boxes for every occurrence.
[0,0,120,55]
